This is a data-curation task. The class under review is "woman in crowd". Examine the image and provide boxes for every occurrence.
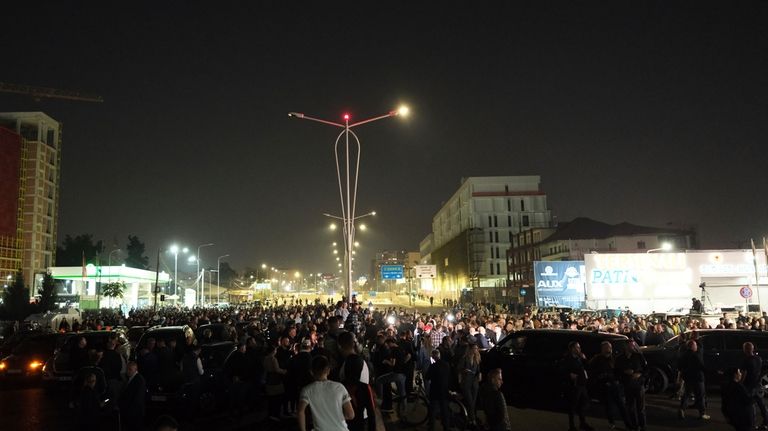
[460,342,482,426]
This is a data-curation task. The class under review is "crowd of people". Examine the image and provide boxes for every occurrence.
[28,297,768,431]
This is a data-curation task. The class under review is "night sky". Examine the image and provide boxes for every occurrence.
[1,1,767,275]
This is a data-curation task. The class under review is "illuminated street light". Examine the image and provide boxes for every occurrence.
[333,250,338,255]
[329,223,337,231]
[195,243,214,305]
[647,242,674,254]
[359,224,367,231]
[290,105,408,300]
[187,255,197,263]
[354,241,359,247]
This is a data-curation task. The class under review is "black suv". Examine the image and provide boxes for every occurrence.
[43,330,126,382]
[481,329,629,406]
[0,333,65,381]
[134,326,235,407]
[641,329,768,393]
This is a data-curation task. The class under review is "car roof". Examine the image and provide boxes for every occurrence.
[510,329,629,340]
[684,329,768,336]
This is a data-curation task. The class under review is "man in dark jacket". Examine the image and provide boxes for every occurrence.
[425,349,452,431]
[740,342,767,428]
[478,368,510,431]
[589,341,629,429]
[722,367,755,431]
[677,340,710,420]
[119,361,146,431]
[562,341,594,431]
[616,340,647,431]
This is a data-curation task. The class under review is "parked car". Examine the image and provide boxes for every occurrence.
[641,329,768,393]
[42,330,126,382]
[481,329,629,406]
[0,329,44,358]
[0,333,66,381]
[196,323,235,345]
[130,325,236,413]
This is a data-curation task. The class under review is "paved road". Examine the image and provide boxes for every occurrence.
[0,380,740,431]
[381,393,737,431]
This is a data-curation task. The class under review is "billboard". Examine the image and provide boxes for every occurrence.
[381,265,404,280]
[533,261,586,309]
[585,251,768,314]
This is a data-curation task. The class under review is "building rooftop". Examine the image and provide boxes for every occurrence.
[545,217,692,242]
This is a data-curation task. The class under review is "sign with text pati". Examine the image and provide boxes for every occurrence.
[381,265,404,280]
[414,265,437,279]
[533,261,586,309]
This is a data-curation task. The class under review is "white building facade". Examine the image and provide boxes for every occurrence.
[429,176,552,300]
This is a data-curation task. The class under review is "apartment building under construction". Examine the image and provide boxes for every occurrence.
[0,112,62,293]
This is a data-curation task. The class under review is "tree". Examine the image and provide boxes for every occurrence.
[2,271,30,321]
[125,235,148,269]
[218,262,238,288]
[101,281,125,307]
[37,272,58,312]
[56,234,104,266]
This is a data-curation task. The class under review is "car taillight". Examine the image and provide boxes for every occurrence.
[0,362,6,370]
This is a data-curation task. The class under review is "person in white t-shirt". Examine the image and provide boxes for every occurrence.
[298,355,354,431]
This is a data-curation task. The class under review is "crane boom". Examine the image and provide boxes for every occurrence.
[0,82,103,103]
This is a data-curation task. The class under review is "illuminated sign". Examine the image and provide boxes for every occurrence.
[533,261,586,309]
[584,251,768,314]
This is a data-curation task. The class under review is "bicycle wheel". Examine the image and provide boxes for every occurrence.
[397,394,430,427]
[448,397,468,430]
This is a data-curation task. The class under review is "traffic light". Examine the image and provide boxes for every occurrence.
[160,294,165,302]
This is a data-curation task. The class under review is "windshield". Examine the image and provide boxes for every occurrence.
[663,334,683,348]
[12,337,55,356]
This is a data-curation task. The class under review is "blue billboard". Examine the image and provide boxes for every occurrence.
[381,265,404,280]
[533,261,586,309]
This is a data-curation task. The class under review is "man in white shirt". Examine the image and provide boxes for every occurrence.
[298,355,354,431]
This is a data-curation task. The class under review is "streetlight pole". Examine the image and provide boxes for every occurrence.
[169,245,188,305]
[217,254,229,304]
[289,106,409,301]
[196,243,214,306]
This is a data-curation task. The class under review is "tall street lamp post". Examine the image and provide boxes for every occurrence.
[169,245,188,305]
[289,106,409,300]
[196,243,214,306]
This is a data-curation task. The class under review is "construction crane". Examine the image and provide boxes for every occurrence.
[0,82,103,103]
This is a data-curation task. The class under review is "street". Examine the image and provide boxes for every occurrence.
[0,380,740,431]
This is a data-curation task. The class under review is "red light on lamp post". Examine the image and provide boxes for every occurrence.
[343,113,350,121]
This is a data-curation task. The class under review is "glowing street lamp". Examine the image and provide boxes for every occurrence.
[289,105,409,300]
[647,242,674,254]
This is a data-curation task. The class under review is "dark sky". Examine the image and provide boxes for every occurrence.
[2,1,767,275]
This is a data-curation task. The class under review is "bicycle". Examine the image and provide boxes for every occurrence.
[392,370,468,429]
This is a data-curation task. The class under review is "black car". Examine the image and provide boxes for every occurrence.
[42,330,126,383]
[641,329,768,393]
[196,323,235,345]
[481,329,630,405]
[0,333,65,381]
[0,329,45,358]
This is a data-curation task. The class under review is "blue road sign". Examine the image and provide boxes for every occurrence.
[381,265,404,280]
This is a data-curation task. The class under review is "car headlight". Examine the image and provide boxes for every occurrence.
[0,362,6,370]
[28,361,43,370]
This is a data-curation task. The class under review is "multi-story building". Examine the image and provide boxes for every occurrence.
[427,176,552,302]
[0,127,24,282]
[0,112,62,294]
[507,217,697,304]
